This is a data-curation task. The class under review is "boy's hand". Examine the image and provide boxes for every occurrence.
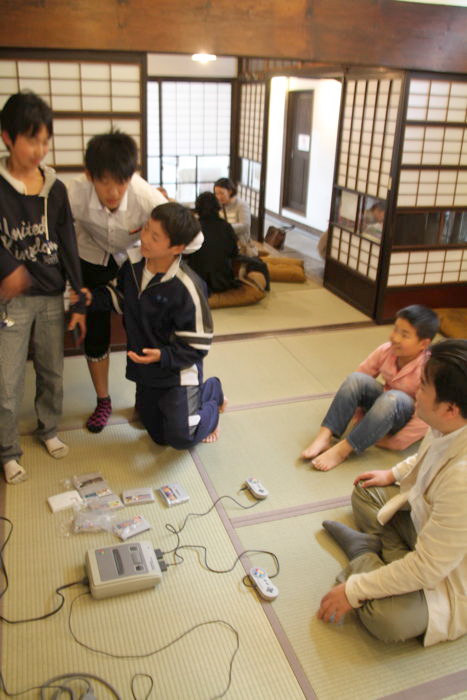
[70,287,92,306]
[68,313,86,344]
[353,469,395,488]
[128,348,161,364]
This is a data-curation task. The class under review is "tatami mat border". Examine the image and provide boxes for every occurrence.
[230,496,352,528]
[18,417,132,437]
[19,393,336,437]
[379,669,467,700]
[190,447,318,699]
[226,393,335,413]
[214,320,375,343]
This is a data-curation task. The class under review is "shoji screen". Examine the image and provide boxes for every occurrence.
[330,78,402,283]
[237,82,268,233]
[387,77,467,288]
[0,55,144,183]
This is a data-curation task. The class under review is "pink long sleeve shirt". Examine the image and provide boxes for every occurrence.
[355,341,429,450]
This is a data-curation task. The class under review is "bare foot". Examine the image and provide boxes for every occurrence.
[312,439,353,471]
[202,426,220,443]
[4,459,28,484]
[301,427,333,460]
[219,396,228,413]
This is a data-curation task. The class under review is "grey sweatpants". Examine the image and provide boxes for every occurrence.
[0,295,64,464]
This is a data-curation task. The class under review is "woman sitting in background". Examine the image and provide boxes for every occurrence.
[187,191,240,295]
[213,177,257,256]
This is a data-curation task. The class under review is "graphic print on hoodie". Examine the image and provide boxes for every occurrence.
[0,158,85,310]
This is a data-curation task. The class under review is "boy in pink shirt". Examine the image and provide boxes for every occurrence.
[301,305,439,470]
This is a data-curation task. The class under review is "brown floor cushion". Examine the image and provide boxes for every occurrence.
[266,256,304,267]
[208,281,266,308]
[264,256,306,283]
[435,308,467,338]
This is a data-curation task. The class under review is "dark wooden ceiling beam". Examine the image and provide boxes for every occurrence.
[0,0,466,74]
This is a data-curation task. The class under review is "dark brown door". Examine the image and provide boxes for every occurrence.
[282,90,313,214]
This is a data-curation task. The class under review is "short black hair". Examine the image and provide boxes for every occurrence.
[85,130,137,182]
[1,91,53,143]
[396,305,439,340]
[424,339,467,418]
[151,202,201,246]
[214,177,237,197]
[195,191,221,219]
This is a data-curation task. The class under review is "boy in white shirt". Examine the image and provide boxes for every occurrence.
[68,131,166,432]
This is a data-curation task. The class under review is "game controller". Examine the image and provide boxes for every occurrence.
[248,567,279,601]
[245,477,268,500]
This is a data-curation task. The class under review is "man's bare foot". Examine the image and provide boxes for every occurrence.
[202,426,220,443]
[312,439,353,471]
[301,427,333,460]
[219,396,228,413]
[4,459,28,484]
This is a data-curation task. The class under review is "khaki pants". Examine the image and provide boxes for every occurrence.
[338,482,429,643]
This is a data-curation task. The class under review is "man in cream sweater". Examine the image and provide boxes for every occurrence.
[318,339,467,646]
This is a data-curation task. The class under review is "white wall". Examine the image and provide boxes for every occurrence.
[265,76,341,233]
[147,53,237,78]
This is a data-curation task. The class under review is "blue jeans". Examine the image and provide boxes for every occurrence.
[322,372,414,454]
[0,295,64,464]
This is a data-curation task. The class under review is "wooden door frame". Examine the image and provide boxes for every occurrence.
[281,88,313,215]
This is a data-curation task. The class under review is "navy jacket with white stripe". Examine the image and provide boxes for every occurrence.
[90,248,213,389]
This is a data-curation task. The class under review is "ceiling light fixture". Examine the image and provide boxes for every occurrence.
[191,53,217,63]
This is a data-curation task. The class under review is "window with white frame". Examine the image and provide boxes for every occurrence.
[147,80,232,204]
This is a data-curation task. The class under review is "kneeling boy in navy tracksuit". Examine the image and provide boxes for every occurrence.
[77,202,226,449]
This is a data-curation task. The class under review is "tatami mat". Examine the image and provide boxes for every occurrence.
[211,287,369,336]
[195,401,417,517]
[205,325,393,406]
[269,279,321,292]
[25,329,391,437]
[278,325,392,391]
[18,351,135,434]
[5,294,464,700]
[237,509,467,700]
[205,336,329,404]
[1,425,304,699]
[19,323,390,434]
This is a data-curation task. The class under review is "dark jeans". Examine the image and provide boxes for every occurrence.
[137,376,224,450]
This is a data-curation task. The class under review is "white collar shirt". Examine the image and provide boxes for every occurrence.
[67,172,166,266]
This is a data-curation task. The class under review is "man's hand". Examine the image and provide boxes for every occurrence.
[128,348,161,364]
[69,287,92,307]
[353,469,396,488]
[0,265,30,300]
[317,583,353,623]
[68,313,86,344]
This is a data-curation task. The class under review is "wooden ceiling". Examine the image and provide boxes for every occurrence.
[0,0,466,74]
